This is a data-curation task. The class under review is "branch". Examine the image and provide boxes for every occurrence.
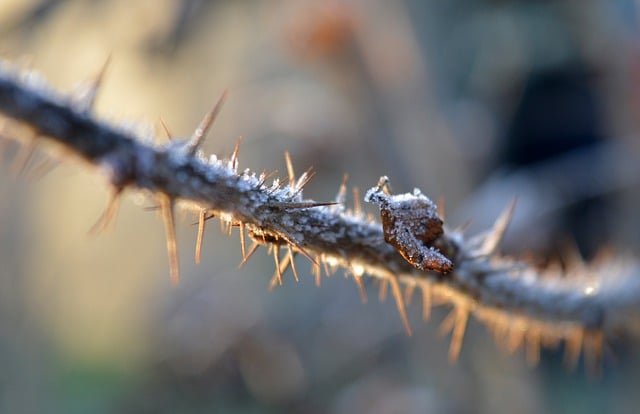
[1,60,638,371]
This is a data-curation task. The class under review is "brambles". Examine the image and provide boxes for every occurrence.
[1,60,639,373]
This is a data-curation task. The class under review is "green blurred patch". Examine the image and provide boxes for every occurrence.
[52,355,140,414]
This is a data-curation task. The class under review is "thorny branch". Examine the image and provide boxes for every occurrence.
[1,61,639,372]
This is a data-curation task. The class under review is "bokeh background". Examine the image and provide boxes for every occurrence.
[2,1,640,413]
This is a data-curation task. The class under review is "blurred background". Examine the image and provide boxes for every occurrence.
[1,0,640,413]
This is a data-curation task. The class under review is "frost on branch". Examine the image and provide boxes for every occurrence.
[1,60,640,372]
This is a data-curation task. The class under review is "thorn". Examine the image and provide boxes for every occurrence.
[292,168,316,196]
[563,329,583,371]
[268,259,289,290]
[11,139,37,176]
[238,241,260,268]
[257,169,267,185]
[75,54,111,112]
[420,283,432,320]
[158,193,180,286]
[26,157,58,181]
[437,197,446,222]
[86,54,111,109]
[272,201,338,210]
[479,198,517,256]
[583,329,603,378]
[257,170,278,187]
[287,169,317,199]
[560,236,584,270]
[266,176,283,194]
[190,212,215,225]
[268,274,278,291]
[453,219,473,234]
[378,279,388,302]
[229,136,242,171]
[375,176,391,195]
[352,187,361,216]
[312,260,322,287]
[525,328,541,367]
[488,316,508,350]
[592,246,615,266]
[388,274,412,336]
[322,256,332,277]
[195,209,207,264]
[89,188,122,235]
[335,173,348,205]
[159,117,174,140]
[256,170,266,183]
[186,89,228,154]
[269,246,291,289]
[448,308,469,362]
[353,274,367,303]
[430,290,448,308]
[438,309,457,337]
[285,151,295,187]
[287,240,317,266]
[273,245,283,286]
[506,323,526,354]
[218,217,234,236]
[239,222,247,261]
[288,247,299,282]
[540,333,561,350]
[404,283,416,306]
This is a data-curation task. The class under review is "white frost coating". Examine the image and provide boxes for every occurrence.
[459,253,640,329]
[351,264,365,277]
[281,215,294,227]
[113,120,157,144]
[234,175,254,192]
[319,232,337,243]
[219,213,233,224]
